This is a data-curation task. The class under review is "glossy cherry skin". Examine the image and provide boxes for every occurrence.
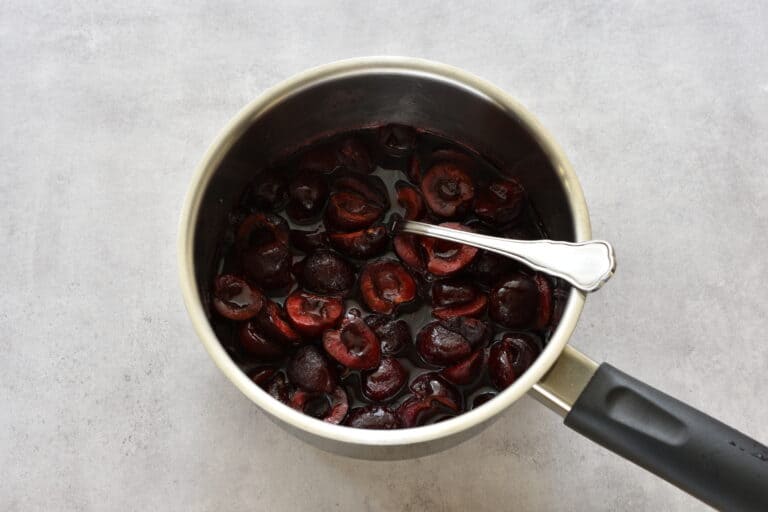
[393,233,426,271]
[441,349,485,385]
[239,320,286,359]
[474,179,525,224]
[431,280,487,320]
[290,228,328,253]
[420,162,474,218]
[241,241,294,290]
[416,317,490,366]
[284,291,344,337]
[212,274,264,321]
[328,225,389,259]
[286,171,329,224]
[395,180,425,221]
[489,272,552,330]
[325,191,384,231]
[287,345,337,393]
[290,387,348,424]
[345,405,401,429]
[362,357,408,402]
[301,250,356,296]
[241,174,289,212]
[322,313,382,370]
[237,212,290,248]
[333,172,389,209]
[487,332,542,390]
[420,223,479,276]
[359,259,418,315]
[364,315,411,355]
[253,299,302,345]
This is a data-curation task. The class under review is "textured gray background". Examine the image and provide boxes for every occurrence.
[2,1,767,510]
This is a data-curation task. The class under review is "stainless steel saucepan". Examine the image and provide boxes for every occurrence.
[178,57,768,510]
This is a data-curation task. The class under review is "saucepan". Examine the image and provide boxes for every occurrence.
[178,57,767,510]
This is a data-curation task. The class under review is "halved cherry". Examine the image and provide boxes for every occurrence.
[253,299,302,344]
[236,212,289,248]
[322,313,381,370]
[362,357,408,402]
[241,174,288,212]
[328,225,389,259]
[286,171,329,224]
[284,290,344,337]
[441,349,485,385]
[410,372,461,411]
[290,387,348,424]
[431,279,487,320]
[359,259,417,315]
[345,405,401,429]
[333,172,389,209]
[433,296,487,320]
[297,144,339,173]
[378,124,417,158]
[474,179,525,224]
[241,241,294,289]
[301,250,356,296]
[337,137,374,173]
[396,396,437,427]
[420,162,474,218]
[489,272,552,329]
[325,191,384,231]
[488,333,542,390]
[212,274,264,320]
[396,180,425,220]
[287,345,337,393]
[239,320,287,359]
[420,222,479,276]
[248,367,277,388]
[416,317,490,366]
[364,315,411,355]
[393,233,426,271]
[290,228,328,253]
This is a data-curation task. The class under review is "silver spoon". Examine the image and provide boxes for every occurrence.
[396,220,616,292]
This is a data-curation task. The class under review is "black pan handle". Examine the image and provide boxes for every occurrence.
[564,363,768,511]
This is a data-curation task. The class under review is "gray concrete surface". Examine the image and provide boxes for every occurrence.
[2,1,767,510]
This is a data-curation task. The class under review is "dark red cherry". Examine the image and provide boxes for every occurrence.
[328,225,389,259]
[396,180,425,220]
[441,349,485,385]
[364,315,411,355]
[345,406,401,429]
[359,259,418,315]
[488,333,542,390]
[362,357,408,402]
[253,299,302,344]
[467,250,514,285]
[420,223,479,276]
[322,313,381,370]
[241,174,288,212]
[239,320,286,359]
[325,191,384,231]
[301,250,356,296]
[433,295,487,320]
[396,396,438,427]
[474,179,525,224]
[333,172,389,209]
[265,372,292,404]
[410,372,461,410]
[337,137,374,173]
[236,212,289,248]
[284,291,344,337]
[249,367,277,388]
[393,233,426,271]
[420,162,474,218]
[489,272,552,329]
[290,387,348,424]
[416,317,490,366]
[290,228,329,253]
[378,124,417,158]
[286,171,329,224]
[241,241,294,289]
[431,280,478,307]
[212,274,264,320]
[297,144,339,173]
[287,345,337,393]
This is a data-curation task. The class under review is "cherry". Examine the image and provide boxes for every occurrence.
[363,357,408,402]
[488,333,541,390]
[393,233,426,271]
[290,387,348,424]
[359,259,418,315]
[212,274,264,321]
[337,137,374,173]
[239,320,286,359]
[364,315,411,355]
[297,144,339,173]
[287,345,337,393]
[290,228,329,253]
[301,250,356,296]
[474,179,525,224]
[325,191,384,231]
[410,372,461,410]
[241,241,294,290]
[420,222,479,276]
[345,405,401,429]
[286,171,329,224]
[284,291,344,337]
[333,172,389,209]
[431,280,488,320]
[378,124,417,158]
[420,162,474,218]
[489,272,552,329]
[407,154,422,184]
[241,174,288,212]
[396,397,438,427]
[253,299,302,344]
[328,225,389,259]
[236,212,289,248]
[396,180,425,220]
[322,313,381,370]
[249,367,277,388]
[467,250,513,285]
[441,349,485,385]
[265,371,292,404]
[416,317,490,366]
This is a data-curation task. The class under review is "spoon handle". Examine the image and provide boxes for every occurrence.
[400,220,616,292]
